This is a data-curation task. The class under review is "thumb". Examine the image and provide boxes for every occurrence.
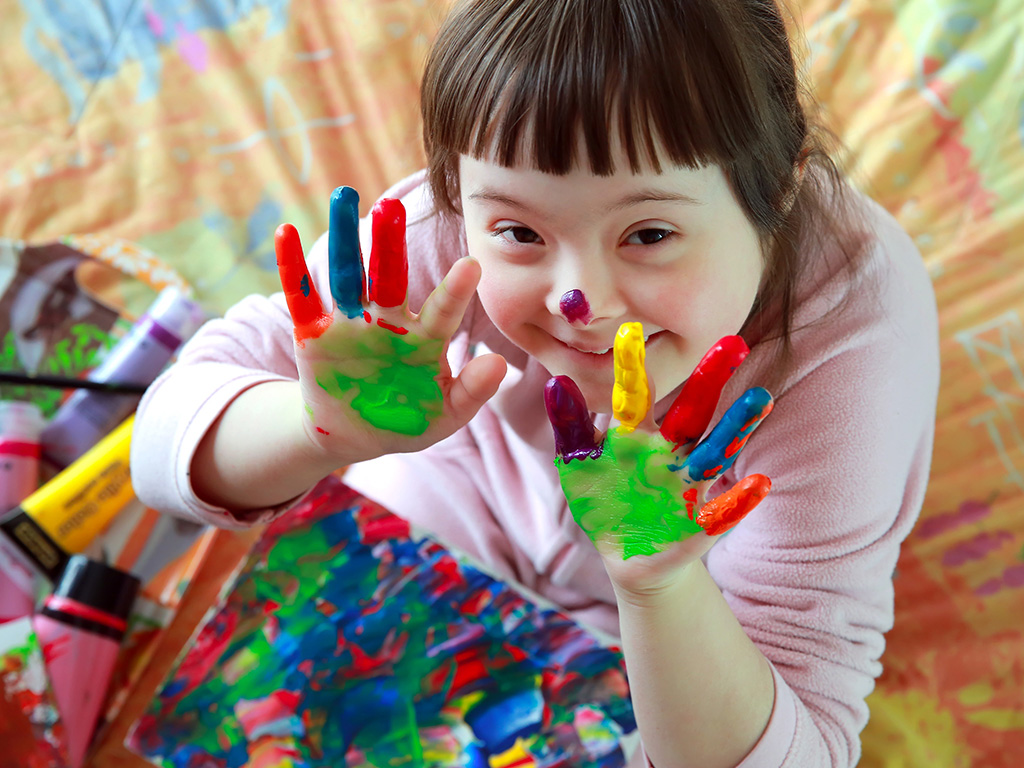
[445,353,507,426]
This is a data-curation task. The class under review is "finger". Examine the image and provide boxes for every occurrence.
[684,387,773,482]
[328,186,366,319]
[419,257,480,340]
[368,198,408,308]
[275,224,331,343]
[446,353,507,427]
[697,474,771,536]
[612,322,650,433]
[660,335,749,449]
[545,375,602,461]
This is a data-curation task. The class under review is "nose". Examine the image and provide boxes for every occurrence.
[546,251,626,327]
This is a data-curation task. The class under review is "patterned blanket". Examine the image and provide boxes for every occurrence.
[1,1,1021,765]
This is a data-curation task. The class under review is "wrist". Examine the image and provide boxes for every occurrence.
[610,557,704,612]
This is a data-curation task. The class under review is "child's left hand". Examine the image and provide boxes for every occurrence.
[545,326,774,598]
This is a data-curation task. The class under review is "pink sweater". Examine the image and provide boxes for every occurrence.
[132,170,939,767]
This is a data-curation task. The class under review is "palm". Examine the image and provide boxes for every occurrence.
[546,329,773,594]
[277,187,500,464]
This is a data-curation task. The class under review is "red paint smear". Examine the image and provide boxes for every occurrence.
[724,433,750,459]
[376,319,409,335]
[316,427,329,435]
[703,465,723,479]
[683,489,698,502]
[369,199,409,307]
[362,310,371,324]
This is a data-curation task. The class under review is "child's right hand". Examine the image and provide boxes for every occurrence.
[275,186,507,465]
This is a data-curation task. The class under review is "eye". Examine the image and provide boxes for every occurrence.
[495,226,543,245]
[625,228,673,246]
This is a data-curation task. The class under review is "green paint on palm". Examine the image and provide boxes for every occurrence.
[315,329,444,436]
[556,429,703,559]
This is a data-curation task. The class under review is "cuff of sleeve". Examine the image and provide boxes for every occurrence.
[172,368,311,529]
[734,662,798,768]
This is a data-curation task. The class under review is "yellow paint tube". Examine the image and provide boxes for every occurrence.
[0,415,135,585]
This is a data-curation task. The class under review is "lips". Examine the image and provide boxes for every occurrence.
[559,330,661,356]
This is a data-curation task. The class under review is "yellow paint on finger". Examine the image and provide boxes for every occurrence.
[613,322,649,433]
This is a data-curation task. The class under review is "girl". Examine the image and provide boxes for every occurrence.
[131,1,940,766]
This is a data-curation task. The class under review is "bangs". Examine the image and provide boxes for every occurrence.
[422,0,768,177]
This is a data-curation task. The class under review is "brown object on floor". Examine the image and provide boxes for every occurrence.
[87,525,264,768]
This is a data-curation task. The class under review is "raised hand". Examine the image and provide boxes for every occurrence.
[276,186,505,462]
[545,326,772,588]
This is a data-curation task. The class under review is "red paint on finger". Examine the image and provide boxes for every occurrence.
[703,465,723,479]
[369,198,408,308]
[376,319,409,335]
[276,223,331,343]
[660,336,749,448]
[683,488,699,520]
[363,311,372,324]
[316,427,330,435]
[697,474,771,536]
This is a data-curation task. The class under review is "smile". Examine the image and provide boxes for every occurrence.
[560,330,662,357]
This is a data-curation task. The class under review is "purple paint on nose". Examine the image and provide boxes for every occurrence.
[559,289,593,324]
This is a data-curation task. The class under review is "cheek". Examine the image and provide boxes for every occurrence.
[476,265,541,331]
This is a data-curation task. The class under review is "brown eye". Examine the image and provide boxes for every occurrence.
[497,226,542,244]
[627,228,672,245]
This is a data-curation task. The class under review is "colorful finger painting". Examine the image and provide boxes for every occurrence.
[0,617,69,768]
[276,190,444,437]
[547,332,774,559]
[312,329,444,435]
[126,477,637,768]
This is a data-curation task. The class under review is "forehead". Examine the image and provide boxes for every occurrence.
[459,150,727,216]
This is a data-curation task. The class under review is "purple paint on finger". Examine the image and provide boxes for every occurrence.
[559,290,593,325]
[544,376,602,462]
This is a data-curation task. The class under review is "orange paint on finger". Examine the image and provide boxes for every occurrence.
[697,474,771,536]
[276,223,332,343]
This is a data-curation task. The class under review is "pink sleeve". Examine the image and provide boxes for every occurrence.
[705,206,939,767]
[131,170,468,527]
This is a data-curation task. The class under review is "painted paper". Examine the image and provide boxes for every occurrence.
[127,477,636,768]
[0,616,69,768]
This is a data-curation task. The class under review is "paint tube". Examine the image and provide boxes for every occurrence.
[33,555,140,768]
[41,286,205,469]
[0,402,45,624]
[0,415,136,598]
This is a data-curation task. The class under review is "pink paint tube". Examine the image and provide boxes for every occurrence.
[33,555,140,768]
[0,401,45,624]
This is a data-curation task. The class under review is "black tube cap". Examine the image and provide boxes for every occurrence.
[52,555,140,623]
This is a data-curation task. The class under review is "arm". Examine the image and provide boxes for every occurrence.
[547,296,938,767]
[133,185,505,520]
[546,330,777,767]
[614,561,775,768]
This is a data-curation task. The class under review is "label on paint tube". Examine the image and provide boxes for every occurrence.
[0,415,136,583]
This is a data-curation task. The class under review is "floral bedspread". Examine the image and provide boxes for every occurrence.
[0,1,1021,766]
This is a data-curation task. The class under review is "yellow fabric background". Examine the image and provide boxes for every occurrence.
[1,1,1021,764]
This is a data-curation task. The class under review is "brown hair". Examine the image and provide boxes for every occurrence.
[420,0,868,353]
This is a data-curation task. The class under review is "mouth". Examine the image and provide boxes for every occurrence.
[558,330,664,358]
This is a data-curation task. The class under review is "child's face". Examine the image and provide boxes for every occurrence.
[459,145,765,414]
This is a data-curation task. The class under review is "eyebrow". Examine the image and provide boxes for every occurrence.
[466,187,705,213]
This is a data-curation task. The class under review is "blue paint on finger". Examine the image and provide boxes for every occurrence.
[328,186,365,318]
[684,387,773,481]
